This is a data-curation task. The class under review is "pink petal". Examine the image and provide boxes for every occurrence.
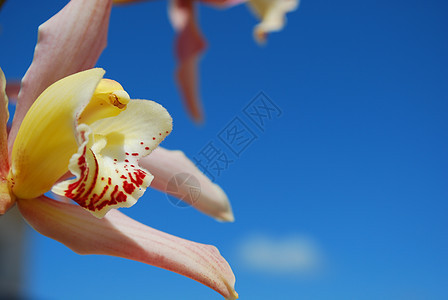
[0,69,9,176]
[140,147,235,222]
[8,0,112,151]
[18,196,238,300]
[0,69,13,214]
[5,81,21,104]
[170,0,206,123]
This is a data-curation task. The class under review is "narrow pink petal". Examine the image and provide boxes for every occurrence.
[140,147,235,222]
[8,0,112,151]
[18,196,238,300]
[0,69,13,214]
[176,57,204,123]
[0,68,9,176]
[5,81,20,104]
[170,0,206,123]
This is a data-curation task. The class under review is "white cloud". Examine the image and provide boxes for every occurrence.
[237,234,323,276]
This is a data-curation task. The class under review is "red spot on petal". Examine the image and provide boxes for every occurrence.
[117,191,127,202]
[123,181,136,194]
[125,159,129,162]
[145,147,149,150]
[128,169,146,186]
[132,153,139,156]
[152,137,156,140]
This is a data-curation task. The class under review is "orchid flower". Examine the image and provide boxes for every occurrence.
[7,68,173,218]
[114,0,298,122]
[0,0,238,298]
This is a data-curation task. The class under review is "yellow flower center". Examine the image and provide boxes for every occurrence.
[78,79,130,125]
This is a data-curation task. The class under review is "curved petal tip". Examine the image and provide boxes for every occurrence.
[18,196,238,299]
[140,148,236,222]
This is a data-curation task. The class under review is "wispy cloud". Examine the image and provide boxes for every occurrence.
[237,234,323,276]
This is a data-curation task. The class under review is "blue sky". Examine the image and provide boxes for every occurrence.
[1,0,448,299]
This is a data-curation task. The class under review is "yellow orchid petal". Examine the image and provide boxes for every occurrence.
[52,100,172,218]
[9,68,105,199]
